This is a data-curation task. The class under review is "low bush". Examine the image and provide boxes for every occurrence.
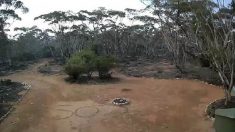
[96,56,116,79]
[65,49,116,80]
[65,50,96,79]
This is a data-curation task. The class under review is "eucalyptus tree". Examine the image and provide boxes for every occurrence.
[80,8,109,47]
[142,0,187,68]
[0,0,28,38]
[13,26,44,60]
[37,30,56,58]
[35,11,75,58]
[35,7,169,60]
[0,0,28,62]
[144,0,235,104]
[104,10,126,56]
[132,15,162,57]
[79,8,128,57]
[191,1,235,104]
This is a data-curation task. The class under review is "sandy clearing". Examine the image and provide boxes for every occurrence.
[0,60,223,132]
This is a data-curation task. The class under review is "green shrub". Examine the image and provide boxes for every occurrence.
[65,50,96,79]
[78,50,97,74]
[65,49,116,80]
[96,56,116,79]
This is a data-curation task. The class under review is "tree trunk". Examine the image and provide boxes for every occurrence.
[224,88,232,106]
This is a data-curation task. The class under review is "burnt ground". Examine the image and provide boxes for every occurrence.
[120,58,221,85]
[0,79,26,120]
[0,61,36,76]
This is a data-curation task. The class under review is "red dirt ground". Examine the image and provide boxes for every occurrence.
[0,60,223,132]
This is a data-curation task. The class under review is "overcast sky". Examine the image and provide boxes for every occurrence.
[9,0,232,35]
[10,0,145,32]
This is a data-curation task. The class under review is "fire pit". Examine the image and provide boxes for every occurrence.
[112,98,129,106]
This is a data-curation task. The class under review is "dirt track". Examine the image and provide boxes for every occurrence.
[0,60,223,132]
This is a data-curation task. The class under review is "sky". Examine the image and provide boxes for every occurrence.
[8,0,232,36]
[9,0,145,33]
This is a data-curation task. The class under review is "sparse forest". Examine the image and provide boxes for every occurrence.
[0,0,235,132]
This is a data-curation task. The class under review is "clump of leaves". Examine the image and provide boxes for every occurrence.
[65,49,116,80]
[96,56,116,79]
[65,50,96,79]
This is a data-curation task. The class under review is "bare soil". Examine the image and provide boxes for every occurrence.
[0,59,223,132]
[0,61,36,76]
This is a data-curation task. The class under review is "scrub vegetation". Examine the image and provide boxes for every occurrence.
[0,0,234,131]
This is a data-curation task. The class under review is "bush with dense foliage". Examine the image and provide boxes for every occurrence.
[65,49,116,80]
[96,56,116,79]
[65,50,96,79]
